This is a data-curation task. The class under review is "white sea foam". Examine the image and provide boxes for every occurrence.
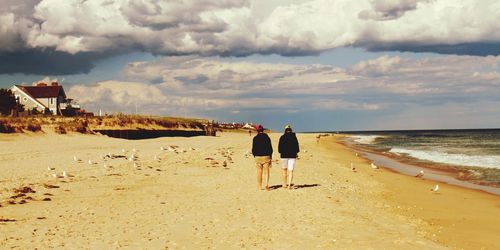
[390,148,500,169]
[350,135,384,144]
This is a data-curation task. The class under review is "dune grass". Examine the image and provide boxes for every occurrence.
[0,114,210,134]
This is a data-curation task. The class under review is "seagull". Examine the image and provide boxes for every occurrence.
[431,184,439,192]
[88,159,94,165]
[133,162,139,168]
[355,153,359,157]
[73,156,81,162]
[154,155,161,161]
[189,147,195,151]
[371,162,379,169]
[47,166,55,171]
[52,173,58,178]
[62,170,69,178]
[350,163,356,172]
[160,146,165,151]
[168,146,175,152]
[129,154,137,161]
[415,170,425,178]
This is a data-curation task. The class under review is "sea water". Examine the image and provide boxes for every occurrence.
[345,129,500,184]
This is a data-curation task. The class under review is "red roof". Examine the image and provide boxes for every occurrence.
[16,85,66,99]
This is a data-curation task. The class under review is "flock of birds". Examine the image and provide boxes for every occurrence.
[46,145,441,193]
[46,145,196,179]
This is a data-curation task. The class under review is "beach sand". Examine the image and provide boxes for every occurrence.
[0,131,498,249]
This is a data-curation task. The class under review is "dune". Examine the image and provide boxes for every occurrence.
[0,131,498,249]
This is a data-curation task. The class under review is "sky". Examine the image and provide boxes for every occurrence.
[1,0,500,132]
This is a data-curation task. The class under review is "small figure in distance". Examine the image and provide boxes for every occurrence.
[249,129,252,136]
[279,124,300,190]
[252,124,273,191]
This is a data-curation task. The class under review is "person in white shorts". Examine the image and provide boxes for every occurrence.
[278,125,300,189]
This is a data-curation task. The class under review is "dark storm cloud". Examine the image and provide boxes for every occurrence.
[366,43,500,56]
[1,0,500,75]
[0,49,98,75]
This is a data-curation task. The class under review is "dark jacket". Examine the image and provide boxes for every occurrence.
[278,132,300,158]
[252,132,273,157]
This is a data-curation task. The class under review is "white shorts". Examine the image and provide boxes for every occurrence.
[281,158,296,171]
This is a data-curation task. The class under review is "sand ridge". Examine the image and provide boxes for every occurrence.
[0,131,495,249]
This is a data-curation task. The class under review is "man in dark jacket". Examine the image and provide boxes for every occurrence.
[278,125,300,189]
[252,124,273,191]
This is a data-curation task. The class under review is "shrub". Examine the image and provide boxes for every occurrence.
[54,125,67,134]
[25,123,41,132]
[0,121,15,133]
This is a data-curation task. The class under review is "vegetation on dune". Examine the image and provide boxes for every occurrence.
[0,114,210,134]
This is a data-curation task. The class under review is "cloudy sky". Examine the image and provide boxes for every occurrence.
[1,0,500,131]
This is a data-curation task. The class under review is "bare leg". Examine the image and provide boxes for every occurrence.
[257,167,263,189]
[281,169,288,188]
[287,170,294,189]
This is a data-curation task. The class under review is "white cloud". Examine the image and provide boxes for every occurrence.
[2,0,500,58]
[66,54,499,116]
[60,53,500,130]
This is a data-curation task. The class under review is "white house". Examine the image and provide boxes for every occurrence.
[242,123,254,129]
[10,82,68,115]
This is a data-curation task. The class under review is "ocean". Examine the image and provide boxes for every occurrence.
[342,129,500,186]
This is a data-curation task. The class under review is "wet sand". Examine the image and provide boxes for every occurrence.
[0,131,499,249]
[342,141,500,195]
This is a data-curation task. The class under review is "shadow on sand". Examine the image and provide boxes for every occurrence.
[268,184,320,190]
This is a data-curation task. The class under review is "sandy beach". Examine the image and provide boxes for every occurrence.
[1,131,499,249]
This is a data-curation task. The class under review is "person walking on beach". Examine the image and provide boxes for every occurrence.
[278,125,300,189]
[252,124,273,191]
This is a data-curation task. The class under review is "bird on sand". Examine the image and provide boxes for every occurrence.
[371,162,379,169]
[62,170,69,178]
[88,159,94,165]
[431,184,439,192]
[47,166,55,171]
[73,156,81,162]
[415,170,425,178]
[350,162,356,172]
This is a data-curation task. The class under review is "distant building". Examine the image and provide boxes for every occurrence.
[10,82,79,115]
[242,123,254,129]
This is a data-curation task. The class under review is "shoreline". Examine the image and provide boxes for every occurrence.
[337,136,500,195]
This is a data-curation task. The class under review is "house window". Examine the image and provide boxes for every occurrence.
[50,98,54,105]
